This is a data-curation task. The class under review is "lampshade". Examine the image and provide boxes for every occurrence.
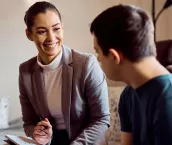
[163,0,172,9]
[153,0,172,41]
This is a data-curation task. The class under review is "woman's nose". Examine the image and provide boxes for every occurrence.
[47,31,56,42]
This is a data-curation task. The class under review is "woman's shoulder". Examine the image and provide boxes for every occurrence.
[63,45,97,66]
[72,50,97,68]
[63,45,93,58]
[73,49,94,60]
[19,56,37,72]
[63,45,99,75]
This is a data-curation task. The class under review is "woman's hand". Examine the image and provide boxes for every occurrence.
[33,118,52,145]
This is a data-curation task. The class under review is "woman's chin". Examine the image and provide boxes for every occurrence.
[44,46,61,56]
[44,49,59,56]
[45,53,58,60]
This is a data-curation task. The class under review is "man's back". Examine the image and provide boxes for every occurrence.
[119,74,172,145]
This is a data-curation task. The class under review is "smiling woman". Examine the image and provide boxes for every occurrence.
[19,1,110,145]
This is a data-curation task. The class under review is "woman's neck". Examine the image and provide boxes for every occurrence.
[41,55,57,65]
[40,49,62,65]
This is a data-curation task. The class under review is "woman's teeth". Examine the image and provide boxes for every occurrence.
[44,43,56,48]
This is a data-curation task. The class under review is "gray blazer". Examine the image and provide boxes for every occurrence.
[19,45,110,145]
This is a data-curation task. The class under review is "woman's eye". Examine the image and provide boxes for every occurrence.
[54,28,60,31]
[37,31,46,35]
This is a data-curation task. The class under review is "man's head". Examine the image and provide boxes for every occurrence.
[90,4,156,81]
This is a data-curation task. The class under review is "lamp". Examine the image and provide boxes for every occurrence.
[152,0,172,41]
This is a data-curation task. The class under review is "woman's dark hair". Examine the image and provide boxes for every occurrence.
[24,1,61,31]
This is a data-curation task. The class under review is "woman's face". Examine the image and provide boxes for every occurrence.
[26,10,64,62]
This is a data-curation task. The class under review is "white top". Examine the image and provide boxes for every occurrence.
[37,50,66,129]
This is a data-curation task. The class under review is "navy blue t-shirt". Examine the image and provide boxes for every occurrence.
[118,74,172,145]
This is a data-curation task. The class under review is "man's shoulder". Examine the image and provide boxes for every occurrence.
[119,85,135,108]
[157,74,172,102]
[150,74,172,96]
[121,85,135,98]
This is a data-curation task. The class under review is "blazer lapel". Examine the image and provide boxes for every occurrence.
[61,45,73,138]
[31,64,51,120]
[31,45,73,133]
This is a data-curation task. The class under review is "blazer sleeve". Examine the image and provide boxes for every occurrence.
[19,64,39,137]
[71,55,110,145]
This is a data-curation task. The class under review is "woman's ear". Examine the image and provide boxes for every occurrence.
[25,29,33,41]
[109,48,123,64]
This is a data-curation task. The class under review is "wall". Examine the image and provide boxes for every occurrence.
[0,0,37,121]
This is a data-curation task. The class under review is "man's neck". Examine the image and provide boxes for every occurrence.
[121,57,169,89]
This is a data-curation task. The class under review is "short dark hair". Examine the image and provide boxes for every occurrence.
[90,4,156,62]
[24,1,61,32]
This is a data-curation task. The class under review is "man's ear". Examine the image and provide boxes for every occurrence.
[109,48,123,64]
[25,29,33,41]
